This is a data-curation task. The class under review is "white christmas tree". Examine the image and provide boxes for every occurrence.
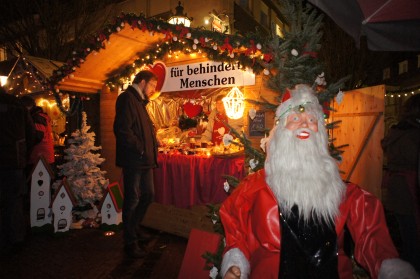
[54,111,109,207]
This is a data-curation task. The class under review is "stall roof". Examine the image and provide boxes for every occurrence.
[58,27,162,93]
[2,55,64,96]
[26,56,64,78]
[0,57,18,76]
[53,14,271,95]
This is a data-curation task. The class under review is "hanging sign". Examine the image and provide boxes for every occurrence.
[248,110,266,136]
[148,61,255,93]
[212,17,223,33]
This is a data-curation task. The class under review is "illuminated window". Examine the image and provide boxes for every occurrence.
[398,60,408,74]
[260,2,269,27]
[383,67,390,80]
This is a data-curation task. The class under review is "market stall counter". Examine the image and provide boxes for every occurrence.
[154,151,246,208]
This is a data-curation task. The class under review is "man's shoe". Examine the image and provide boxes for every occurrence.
[124,243,146,259]
[137,227,154,242]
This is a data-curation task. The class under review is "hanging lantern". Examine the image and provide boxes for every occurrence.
[168,2,192,27]
[223,87,245,119]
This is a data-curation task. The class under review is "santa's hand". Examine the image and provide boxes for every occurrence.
[379,258,420,279]
[224,266,241,279]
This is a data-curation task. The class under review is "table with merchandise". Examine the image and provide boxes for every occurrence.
[154,148,245,208]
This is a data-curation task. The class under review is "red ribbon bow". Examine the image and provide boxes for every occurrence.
[263,53,273,63]
[199,37,206,47]
[220,37,233,53]
[98,34,107,42]
[131,19,138,30]
[140,22,148,32]
[176,26,190,39]
[162,29,172,41]
[303,51,318,58]
[245,40,257,56]
[303,43,318,58]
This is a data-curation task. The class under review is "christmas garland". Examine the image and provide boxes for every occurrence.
[48,12,276,91]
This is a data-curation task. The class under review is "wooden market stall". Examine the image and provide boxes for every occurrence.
[49,16,282,236]
[53,15,278,185]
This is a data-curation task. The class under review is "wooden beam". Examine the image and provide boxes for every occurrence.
[58,76,103,93]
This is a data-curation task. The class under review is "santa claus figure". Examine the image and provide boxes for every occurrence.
[220,84,419,279]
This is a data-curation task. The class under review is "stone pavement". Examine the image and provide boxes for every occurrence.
[0,208,402,279]
[0,228,187,279]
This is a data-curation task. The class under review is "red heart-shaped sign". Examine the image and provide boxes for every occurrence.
[147,62,166,92]
[183,102,203,118]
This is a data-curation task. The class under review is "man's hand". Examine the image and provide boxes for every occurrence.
[224,266,241,279]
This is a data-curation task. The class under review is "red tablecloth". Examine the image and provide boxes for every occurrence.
[154,153,245,208]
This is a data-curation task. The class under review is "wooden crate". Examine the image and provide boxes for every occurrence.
[141,202,215,238]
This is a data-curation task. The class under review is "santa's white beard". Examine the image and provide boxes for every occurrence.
[265,125,345,225]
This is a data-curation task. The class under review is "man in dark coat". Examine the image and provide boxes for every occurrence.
[382,93,420,273]
[0,87,36,254]
[113,70,159,258]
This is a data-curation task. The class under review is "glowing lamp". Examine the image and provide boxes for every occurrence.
[168,2,192,27]
[104,231,115,236]
[0,75,7,87]
[223,87,245,119]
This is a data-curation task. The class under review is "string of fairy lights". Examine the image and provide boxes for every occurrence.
[1,55,89,117]
[5,57,48,95]
[6,53,420,112]
[385,87,420,99]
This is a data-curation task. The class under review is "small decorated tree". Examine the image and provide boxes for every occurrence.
[54,111,109,208]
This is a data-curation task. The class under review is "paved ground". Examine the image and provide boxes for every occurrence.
[0,228,187,279]
[0,208,402,279]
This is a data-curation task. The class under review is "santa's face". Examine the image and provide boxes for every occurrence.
[265,112,345,224]
[285,112,318,139]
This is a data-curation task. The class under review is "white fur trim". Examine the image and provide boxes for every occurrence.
[379,258,420,279]
[221,248,250,279]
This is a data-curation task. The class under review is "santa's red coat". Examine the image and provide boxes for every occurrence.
[220,170,398,279]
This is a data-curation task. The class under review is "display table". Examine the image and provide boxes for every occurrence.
[154,153,245,208]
